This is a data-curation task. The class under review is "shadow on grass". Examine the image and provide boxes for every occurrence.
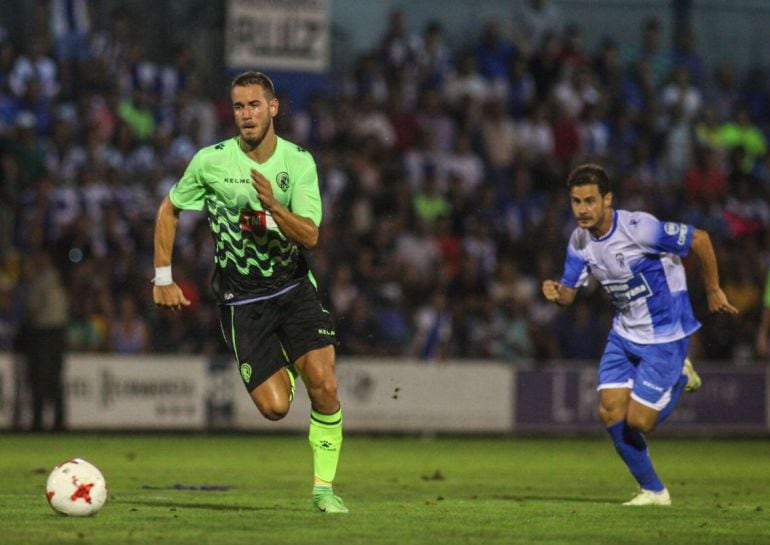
[114,499,303,512]
[490,494,615,504]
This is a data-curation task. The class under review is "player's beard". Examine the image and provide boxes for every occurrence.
[240,119,271,149]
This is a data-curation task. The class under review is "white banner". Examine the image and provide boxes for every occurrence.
[225,0,330,72]
[232,360,514,433]
[65,355,208,430]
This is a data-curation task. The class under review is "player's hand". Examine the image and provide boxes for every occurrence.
[251,168,278,212]
[542,280,561,303]
[706,288,738,315]
[153,283,191,311]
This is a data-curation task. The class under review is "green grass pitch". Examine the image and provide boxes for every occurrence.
[0,434,768,544]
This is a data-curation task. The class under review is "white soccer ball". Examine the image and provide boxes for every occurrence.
[46,458,108,516]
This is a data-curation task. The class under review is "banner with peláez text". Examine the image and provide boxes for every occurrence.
[225,0,330,73]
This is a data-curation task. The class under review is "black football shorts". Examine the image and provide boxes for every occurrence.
[219,278,337,391]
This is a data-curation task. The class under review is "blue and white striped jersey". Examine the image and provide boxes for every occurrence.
[560,209,701,344]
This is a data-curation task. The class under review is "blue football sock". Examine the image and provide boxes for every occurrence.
[657,374,688,425]
[607,421,664,492]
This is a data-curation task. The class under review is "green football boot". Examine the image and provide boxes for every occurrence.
[313,490,349,513]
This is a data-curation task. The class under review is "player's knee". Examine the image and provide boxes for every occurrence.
[598,403,623,426]
[626,413,656,433]
[307,377,339,406]
[256,400,290,421]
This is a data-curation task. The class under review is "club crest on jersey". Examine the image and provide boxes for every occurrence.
[664,222,681,235]
[276,172,290,192]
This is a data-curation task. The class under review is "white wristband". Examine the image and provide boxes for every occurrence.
[153,266,173,286]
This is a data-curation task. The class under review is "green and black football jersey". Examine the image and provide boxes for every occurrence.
[169,136,321,303]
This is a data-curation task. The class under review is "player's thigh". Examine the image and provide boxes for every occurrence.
[631,338,689,411]
[277,279,337,365]
[294,345,337,386]
[597,331,636,392]
[625,398,661,432]
[219,303,288,393]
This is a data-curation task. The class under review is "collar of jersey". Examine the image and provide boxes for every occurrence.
[590,210,618,242]
[236,135,280,166]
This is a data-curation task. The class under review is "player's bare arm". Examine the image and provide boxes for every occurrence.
[689,228,738,315]
[250,168,319,248]
[542,279,577,306]
[153,195,191,310]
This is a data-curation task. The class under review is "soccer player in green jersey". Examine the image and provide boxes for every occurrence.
[152,71,348,513]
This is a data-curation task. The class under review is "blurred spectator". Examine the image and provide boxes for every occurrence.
[555,298,606,359]
[474,21,518,90]
[559,23,590,69]
[109,293,150,353]
[708,63,739,121]
[661,101,695,184]
[529,32,563,99]
[20,250,68,431]
[444,132,485,195]
[9,41,59,101]
[694,104,725,153]
[412,168,451,225]
[661,67,702,122]
[379,8,420,82]
[119,88,156,142]
[479,97,519,180]
[515,0,563,53]
[336,295,379,356]
[577,102,610,161]
[410,291,453,361]
[682,146,728,205]
[719,107,767,173]
[352,93,395,149]
[487,296,534,362]
[505,55,536,119]
[592,37,622,97]
[756,269,770,359]
[621,17,671,87]
[671,29,706,88]
[443,51,490,114]
[415,20,451,91]
[553,65,600,121]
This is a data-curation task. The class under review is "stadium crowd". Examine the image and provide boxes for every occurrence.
[1,3,769,364]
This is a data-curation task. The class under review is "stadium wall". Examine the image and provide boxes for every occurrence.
[0,354,767,435]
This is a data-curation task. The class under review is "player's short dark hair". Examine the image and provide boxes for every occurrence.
[230,71,276,99]
[566,163,611,195]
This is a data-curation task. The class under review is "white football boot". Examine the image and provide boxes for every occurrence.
[623,488,672,506]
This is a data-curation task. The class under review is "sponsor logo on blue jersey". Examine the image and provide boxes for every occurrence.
[603,273,653,309]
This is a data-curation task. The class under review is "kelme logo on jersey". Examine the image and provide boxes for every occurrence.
[240,363,252,383]
[276,172,290,192]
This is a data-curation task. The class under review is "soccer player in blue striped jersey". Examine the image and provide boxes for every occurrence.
[542,163,738,505]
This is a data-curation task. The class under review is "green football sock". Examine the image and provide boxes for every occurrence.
[309,407,343,483]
